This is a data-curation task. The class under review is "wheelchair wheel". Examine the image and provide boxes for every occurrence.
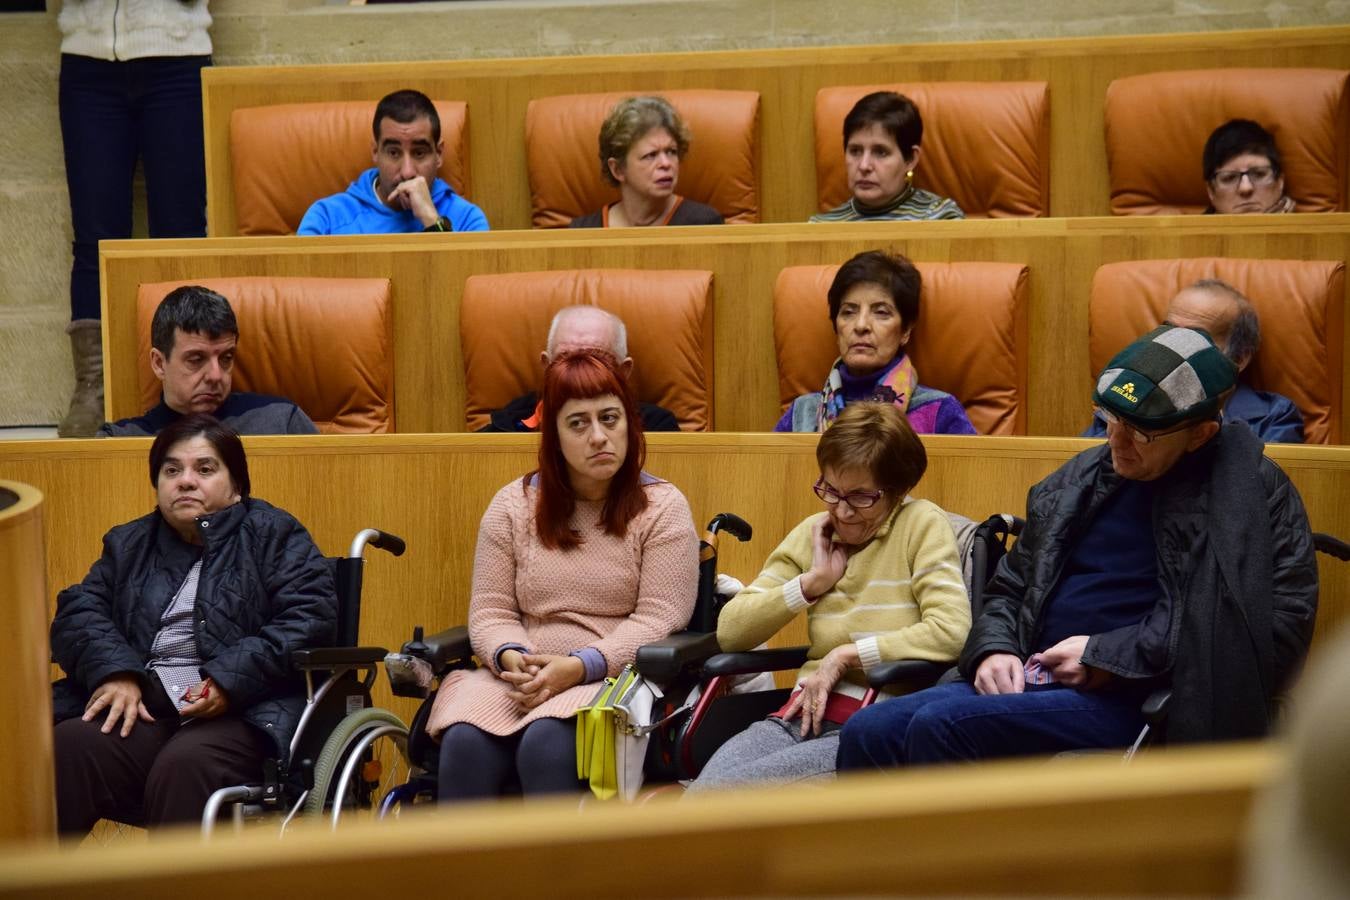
[303,707,410,826]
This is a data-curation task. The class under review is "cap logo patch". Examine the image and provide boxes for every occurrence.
[1110,381,1139,404]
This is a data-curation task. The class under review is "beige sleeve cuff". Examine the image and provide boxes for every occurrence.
[856,636,883,670]
[783,575,811,614]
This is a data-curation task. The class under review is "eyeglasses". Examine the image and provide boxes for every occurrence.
[1210,165,1276,191]
[813,477,884,510]
[1096,407,1201,445]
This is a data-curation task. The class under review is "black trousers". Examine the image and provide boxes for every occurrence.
[54,680,272,835]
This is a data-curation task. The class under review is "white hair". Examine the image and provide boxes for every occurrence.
[545,305,628,358]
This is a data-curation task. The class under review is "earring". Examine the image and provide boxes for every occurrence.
[906,170,914,181]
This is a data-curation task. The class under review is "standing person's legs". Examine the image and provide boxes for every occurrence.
[437,723,517,802]
[53,714,176,837]
[686,717,841,794]
[58,54,136,323]
[515,717,584,797]
[133,55,209,240]
[142,717,273,828]
[839,682,1145,769]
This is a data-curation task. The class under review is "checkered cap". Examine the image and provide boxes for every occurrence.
[1093,325,1237,429]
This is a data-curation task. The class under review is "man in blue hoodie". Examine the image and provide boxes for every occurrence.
[298,89,489,235]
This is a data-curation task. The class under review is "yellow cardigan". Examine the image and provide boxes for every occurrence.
[716,498,972,699]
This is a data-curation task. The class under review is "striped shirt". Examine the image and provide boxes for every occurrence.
[716,498,971,699]
[148,560,205,710]
[809,184,965,223]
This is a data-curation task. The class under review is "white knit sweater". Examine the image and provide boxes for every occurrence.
[59,0,212,61]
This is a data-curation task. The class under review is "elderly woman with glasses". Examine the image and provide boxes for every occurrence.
[685,402,970,793]
[1203,119,1296,215]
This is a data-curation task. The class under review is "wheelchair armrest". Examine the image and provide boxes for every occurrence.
[703,646,810,678]
[636,631,720,683]
[1141,688,1172,727]
[404,625,475,675]
[293,647,388,671]
[865,659,951,691]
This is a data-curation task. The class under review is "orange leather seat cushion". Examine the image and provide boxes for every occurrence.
[1104,69,1350,215]
[814,83,1050,218]
[460,269,714,431]
[230,100,471,235]
[525,90,760,228]
[1088,259,1345,443]
[136,277,395,434]
[773,262,1029,435]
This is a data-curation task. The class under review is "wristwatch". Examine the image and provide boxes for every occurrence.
[424,216,452,233]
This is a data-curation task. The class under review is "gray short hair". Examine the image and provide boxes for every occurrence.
[1190,278,1260,366]
[546,306,628,358]
[597,96,690,187]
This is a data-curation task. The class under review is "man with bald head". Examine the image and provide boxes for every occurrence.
[481,305,680,432]
[1084,279,1304,443]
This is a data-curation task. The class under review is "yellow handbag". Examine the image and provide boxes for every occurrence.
[575,664,659,800]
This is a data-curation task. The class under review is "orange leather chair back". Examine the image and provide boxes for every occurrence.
[230,100,471,235]
[1104,69,1350,215]
[813,83,1050,218]
[525,90,760,228]
[460,270,714,431]
[772,262,1029,435]
[1088,259,1345,443]
[136,277,395,434]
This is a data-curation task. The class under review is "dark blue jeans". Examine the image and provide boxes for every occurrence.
[59,53,209,321]
[836,681,1146,770]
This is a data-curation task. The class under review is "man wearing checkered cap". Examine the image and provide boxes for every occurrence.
[839,325,1318,766]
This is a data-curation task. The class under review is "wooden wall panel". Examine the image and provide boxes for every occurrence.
[200,27,1350,233]
[101,216,1350,439]
[4,434,1347,720]
[0,481,55,844]
[0,743,1276,897]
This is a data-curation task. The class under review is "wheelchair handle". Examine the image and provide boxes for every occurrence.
[349,528,407,559]
[706,512,752,543]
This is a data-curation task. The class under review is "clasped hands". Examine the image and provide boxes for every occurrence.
[83,674,230,738]
[498,650,585,712]
[973,635,1110,695]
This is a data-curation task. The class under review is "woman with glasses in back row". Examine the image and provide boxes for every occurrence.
[685,402,971,793]
[1203,119,1296,215]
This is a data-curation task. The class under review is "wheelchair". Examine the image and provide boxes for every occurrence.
[377,512,755,811]
[200,527,411,836]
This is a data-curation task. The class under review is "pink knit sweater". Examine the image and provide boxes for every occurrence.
[426,476,698,738]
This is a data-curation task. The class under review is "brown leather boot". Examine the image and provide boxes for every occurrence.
[57,319,105,438]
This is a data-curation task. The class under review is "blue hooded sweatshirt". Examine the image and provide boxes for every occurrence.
[297,167,489,235]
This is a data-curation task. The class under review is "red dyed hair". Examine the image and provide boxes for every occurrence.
[531,349,648,549]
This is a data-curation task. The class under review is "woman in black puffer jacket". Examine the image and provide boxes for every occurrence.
[51,414,335,835]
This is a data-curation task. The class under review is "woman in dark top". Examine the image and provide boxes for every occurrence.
[570,96,724,229]
[50,414,335,834]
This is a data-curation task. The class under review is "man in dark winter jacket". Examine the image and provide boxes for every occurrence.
[480,305,680,433]
[838,325,1318,768]
[100,285,319,437]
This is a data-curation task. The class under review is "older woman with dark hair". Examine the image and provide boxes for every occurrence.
[428,349,699,801]
[687,403,970,793]
[775,249,976,434]
[570,96,724,228]
[51,414,335,835]
[811,91,964,223]
[1203,119,1295,215]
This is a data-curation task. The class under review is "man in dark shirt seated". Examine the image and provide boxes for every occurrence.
[837,325,1318,766]
[481,306,680,432]
[100,285,319,437]
[1084,279,1304,443]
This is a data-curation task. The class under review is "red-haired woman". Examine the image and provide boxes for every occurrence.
[426,349,699,800]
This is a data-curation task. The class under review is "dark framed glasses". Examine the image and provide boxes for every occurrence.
[813,476,884,510]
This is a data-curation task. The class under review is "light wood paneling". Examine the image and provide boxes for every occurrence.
[0,481,55,845]
[200,26,1350,233]
[101,215,1350,438]
[0,742,1277,897]
[4,434,1347,722]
